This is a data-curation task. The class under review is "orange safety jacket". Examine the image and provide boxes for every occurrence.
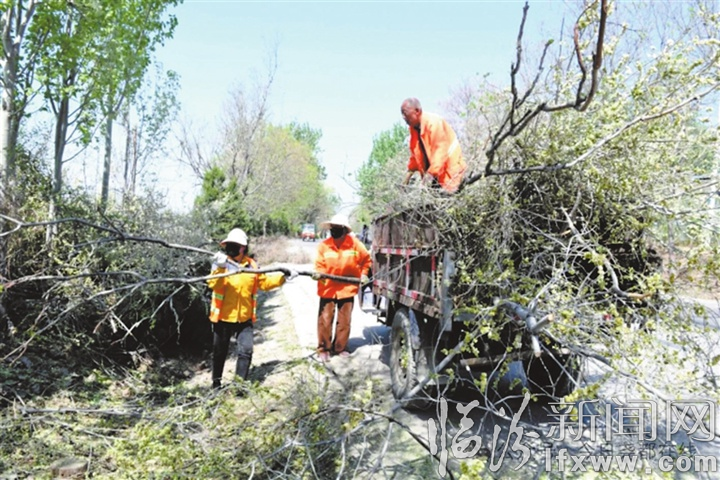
[315,235,371,300]
[207,255,285,323]
[407,111,467,193]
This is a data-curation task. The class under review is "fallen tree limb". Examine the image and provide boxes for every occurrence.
[20,407,142,418]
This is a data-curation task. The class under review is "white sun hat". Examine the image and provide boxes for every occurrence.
[220,228,248,246]
[320,214,352,232]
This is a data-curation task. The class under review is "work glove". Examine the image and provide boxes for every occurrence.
[283,269,298,281]
[311,272,322,281]
[361,274,370,285]
[213,252,228,268]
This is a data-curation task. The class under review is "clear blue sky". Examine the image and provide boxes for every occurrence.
[154,1,569,214]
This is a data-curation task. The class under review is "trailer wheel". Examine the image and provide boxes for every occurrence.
[389,308,433,410]
[524,353,579,398]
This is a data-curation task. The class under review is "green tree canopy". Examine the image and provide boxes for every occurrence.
[356,122,408,216]
[197,114,336,237]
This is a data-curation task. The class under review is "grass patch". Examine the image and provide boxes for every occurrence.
[0,359,421,478]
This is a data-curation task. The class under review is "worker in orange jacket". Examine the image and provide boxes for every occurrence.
[207,228,292,389]
[313,214,371,362]
[401,97,467,193]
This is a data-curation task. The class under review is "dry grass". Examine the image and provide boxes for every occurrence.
[251,236,314,265]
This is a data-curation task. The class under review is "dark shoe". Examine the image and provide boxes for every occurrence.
[318,351,330,362]
[212,380,221,390]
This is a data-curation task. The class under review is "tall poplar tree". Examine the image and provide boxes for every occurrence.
[0,0,40,195]
[26,0,180,236]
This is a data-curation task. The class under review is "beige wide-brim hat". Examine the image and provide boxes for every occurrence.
[320,214,352,232]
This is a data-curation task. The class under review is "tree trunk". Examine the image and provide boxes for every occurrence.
[53,96,69,194]
[0,88,9,276]
[1,33,18,194]
[1,0,38,200]
[122,110,131,202]
[47,94,70,244]
[122,111,140,202]
[130,128,138,196]
[0,1,34,193]
[0,94,13,190]
[0,6,16,281]
[101,114,113,211]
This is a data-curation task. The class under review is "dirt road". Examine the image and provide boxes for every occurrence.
[257,243,447,477]
[280,261,389,360]
[277,238,390,359]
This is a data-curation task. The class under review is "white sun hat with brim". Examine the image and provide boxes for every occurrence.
[320,214,352,232]
[220,228,248,246]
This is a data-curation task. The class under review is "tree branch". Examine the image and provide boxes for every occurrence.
[462,0,609,188]
[465,82,720,181]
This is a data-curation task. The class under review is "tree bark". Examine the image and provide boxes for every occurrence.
[47,93,70,244]
[1,5,22,189]
[101,114,114,211]
[1,0,38,194]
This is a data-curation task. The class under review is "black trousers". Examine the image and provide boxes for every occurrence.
[212,320,253,386]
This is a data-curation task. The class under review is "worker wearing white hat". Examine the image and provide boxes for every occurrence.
[313,214,371,362]
[207,227,289,389]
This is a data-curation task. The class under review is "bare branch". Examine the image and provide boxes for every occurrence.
[465,82,720,181]
[0,213,369,287]
[19,407,142,417]
[578,0,608,111]
[463,0,610,188]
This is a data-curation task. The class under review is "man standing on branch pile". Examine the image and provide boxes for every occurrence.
[401,97,467,193]
[312,214,372,362]
[207,228,291,390]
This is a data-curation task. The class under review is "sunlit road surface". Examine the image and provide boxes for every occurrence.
[279,238,384,355]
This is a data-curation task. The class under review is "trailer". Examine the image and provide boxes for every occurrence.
[360,206,579,409]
